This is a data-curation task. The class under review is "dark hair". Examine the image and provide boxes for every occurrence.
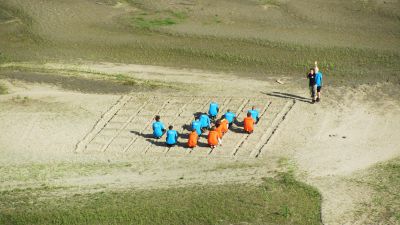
[310,68,315,71]
[247,112,252,117]
[155,115,160,121]
[215,119,221,126]
[168,125,173,130]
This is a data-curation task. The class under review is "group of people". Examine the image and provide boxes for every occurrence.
[307,61,323,103]
[151,102,261,149]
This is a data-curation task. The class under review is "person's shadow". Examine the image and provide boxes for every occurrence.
[261,91,311,103]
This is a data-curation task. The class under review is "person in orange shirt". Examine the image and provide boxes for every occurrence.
[215,120,224,138]
[220,116,229,134]
[243,112,255,134]
[187,130,198,148]
[208,126,222,149]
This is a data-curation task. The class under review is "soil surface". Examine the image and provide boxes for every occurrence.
[1,63,399,224]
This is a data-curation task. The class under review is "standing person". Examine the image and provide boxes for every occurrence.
[199,113,211,131]
[187,130,198,149]
[314,61,323,102]
[307,68,317,104]
[152,115,166,139]
[208,101,219,121]
[165,125,178,147]
[191,116,202,135]
[243,112,255,134]
[224,109,236,128]
[248,106,260,124]
[208,126,222,149]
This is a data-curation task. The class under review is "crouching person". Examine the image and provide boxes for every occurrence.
[208,126,222,149]
[166,125,178,147]
[187,130,198,149]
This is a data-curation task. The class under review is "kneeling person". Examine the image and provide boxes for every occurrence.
[208,126,222,149]
[243,112,255,134]
[248,106,260,124]
[166,125,178,147]
[152,115,166,139]
[187,130,199,148]
[208,101,219,120]
[199,113,211,131]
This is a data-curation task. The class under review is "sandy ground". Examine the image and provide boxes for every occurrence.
[1,62,399,224]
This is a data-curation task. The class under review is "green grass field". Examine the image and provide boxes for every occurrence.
[352,158,400,223]
[0,0,399,85]
[0,173,322,225]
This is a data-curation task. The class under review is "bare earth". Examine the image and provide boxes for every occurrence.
[1,63,399,224]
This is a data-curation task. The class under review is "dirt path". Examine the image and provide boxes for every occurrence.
[1,62,399,224]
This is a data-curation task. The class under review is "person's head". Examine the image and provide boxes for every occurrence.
[155,115,161,121]
[310,68,314,74]
[252,106,256,110]
[210,126,216,131]
[215,119,221,126]
[168,125,173,130]
[314,67,319,73]
[221,115,225,119]
[227,109,231,113]
[247,112,252,117]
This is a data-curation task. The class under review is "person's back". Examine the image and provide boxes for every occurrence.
[187,131,198,148]
[215,125,223,138]
[152,115,165,138]
[208,102,219,118]
[208,130,219,147]
[191,119,202,135]
[315,71,322,87]
[243,113,255,133]
[224,110,236,126]
[199,114,211,129]
[220,119,229,133]
[166,126,178,146]
[248,107,260,123]
[315,65,323,102]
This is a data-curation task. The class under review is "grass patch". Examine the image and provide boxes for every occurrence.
[0,173,322,225]
[0,81,7,94]
[353,158,400,223]
[132,9,188,30]
[0,64,179,93]
[259,0,281,6]
[0,162,139,183]
[133,17,177,29]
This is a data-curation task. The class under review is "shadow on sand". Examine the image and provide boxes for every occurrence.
[261,91,311,103]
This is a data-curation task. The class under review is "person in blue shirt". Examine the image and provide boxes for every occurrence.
[166,125,178,147]
[152,115,166,139]
[208,101,219,120]
[199,113,211,131]
[248,106,260,124]
[191,116,202,135]
[224,109,236,127]
[315,61,323,103]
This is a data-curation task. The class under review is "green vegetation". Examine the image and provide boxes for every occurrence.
[0,81,7,94]
[353,158,400,223]
[0,162,140,183]
[0,173,322,225]
[132,10,188,29]
[1,1,399,85]
[259,0,281,6]
[0,65,179,93]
